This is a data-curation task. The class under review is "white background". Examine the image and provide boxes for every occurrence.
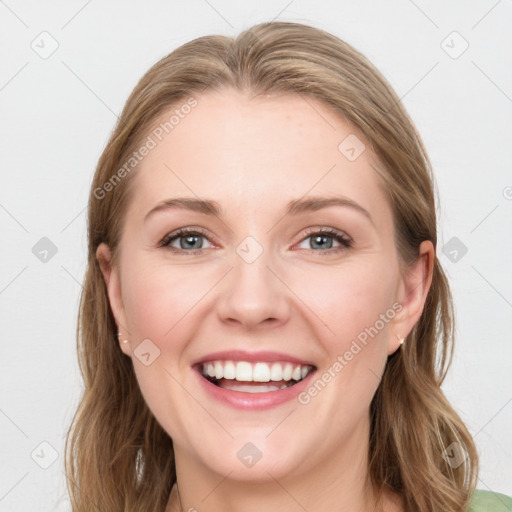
[1,1,511,510]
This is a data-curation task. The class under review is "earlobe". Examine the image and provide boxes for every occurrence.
[389,240,435,354]
[96,243,131,356]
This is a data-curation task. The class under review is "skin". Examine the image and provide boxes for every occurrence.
[97,88,433,512]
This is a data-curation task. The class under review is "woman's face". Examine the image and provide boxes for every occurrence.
[98,88,431,483]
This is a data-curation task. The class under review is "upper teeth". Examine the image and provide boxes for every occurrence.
[201,360,312,382]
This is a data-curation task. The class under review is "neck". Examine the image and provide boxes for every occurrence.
[166,414,402,512]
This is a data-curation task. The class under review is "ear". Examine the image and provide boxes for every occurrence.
[96,243,131,356]
[388,240,435,355]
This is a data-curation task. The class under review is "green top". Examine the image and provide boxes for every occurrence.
[469,490,512,511]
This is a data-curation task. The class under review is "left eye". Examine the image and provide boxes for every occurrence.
[296,228,352,252]
[160,228,213,252]
[159,228,352,254]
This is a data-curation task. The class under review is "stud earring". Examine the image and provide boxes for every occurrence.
[397,334,404,346]
[117,332,129,344]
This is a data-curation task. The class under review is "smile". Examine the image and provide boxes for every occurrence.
[201,360,314,393]
[193,351,317,409]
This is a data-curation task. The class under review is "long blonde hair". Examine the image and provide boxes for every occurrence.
[65,21,478,511]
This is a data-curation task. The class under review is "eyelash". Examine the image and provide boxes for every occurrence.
[159,227,353,256]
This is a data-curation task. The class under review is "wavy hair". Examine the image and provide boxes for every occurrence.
[65,21,479,511]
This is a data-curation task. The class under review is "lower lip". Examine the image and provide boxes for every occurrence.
[195,368,316,410]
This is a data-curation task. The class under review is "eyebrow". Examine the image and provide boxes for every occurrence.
[144,195,374,225]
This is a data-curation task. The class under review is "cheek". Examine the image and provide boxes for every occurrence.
[122,261,205,344]
[297,259,397,344]
[120,263,210,439]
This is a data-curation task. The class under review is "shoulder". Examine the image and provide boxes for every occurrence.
[468,489,512,511]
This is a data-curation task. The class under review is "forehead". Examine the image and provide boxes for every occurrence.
[127,88,390,224]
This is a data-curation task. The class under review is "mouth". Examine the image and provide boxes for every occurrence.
[192,352,317,409]
[197,360,315,393]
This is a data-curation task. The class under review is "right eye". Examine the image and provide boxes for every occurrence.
[159,227,215,254]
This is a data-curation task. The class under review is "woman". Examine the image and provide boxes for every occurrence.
[64,21,511,512]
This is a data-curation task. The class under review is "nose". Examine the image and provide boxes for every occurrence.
[215,242,291,330]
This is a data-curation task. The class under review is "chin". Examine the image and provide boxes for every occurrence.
[189,430,312,483]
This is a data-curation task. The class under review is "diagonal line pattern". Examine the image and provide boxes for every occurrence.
[472,61,512,105]
[297,93,337,130]
[61,0,93,29]
[473,396,512,438]
[0,408,29,438]
[406,0,439,28]
[0,0,29,28]
[0,472,29,502]
[61,206,87,233]
[202,0,234,28]
[271,0,295,21]
[265,266,336,335]
[265,410,294,438]
[0,62,29,92]
[0,266,28,295]
[163,267,234,337]
[164,164,233,234]
[470,205,499,233]
[0,203,29,232]
[61,265,83,288]
[386,62,439,114]
[472,0,503,30]
[199,471,234,503]
[162,367,234,438]
[61,61,119,118]
[266,164,337,234]
[25,13,511,511]
[471,266,512,308]
[266,471,309,511]
[475,476,512,509]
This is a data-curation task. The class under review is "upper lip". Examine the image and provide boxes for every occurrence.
[191,350,316,367]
